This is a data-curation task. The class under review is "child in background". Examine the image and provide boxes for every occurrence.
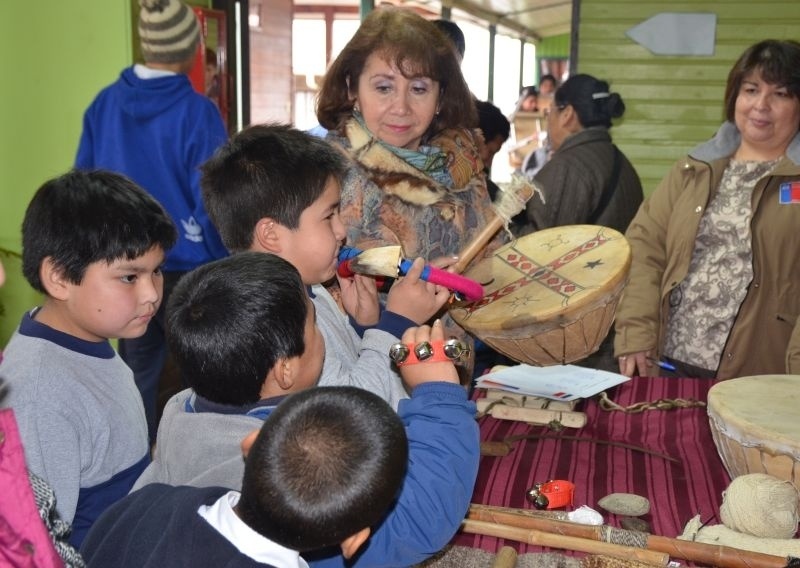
[433,19,466,64]
[129,252,479,568]
[476,99,511,189]
[0,170,177,547]
[537,73,559,112]
[517,85,540,112]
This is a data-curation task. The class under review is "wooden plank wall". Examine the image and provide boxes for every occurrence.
[536,33,570,83]
[538,33,570,59]
[577,0,800,195]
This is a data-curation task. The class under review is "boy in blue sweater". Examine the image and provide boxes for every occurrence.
[0,169,177,548]
[124,252,479,567]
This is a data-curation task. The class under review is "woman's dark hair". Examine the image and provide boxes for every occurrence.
[316,6,477,137]
[554,74,625,129]
[723,39,800,124]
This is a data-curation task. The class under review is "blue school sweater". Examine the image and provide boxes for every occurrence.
[75,65,229,271]
[0,310,149,547]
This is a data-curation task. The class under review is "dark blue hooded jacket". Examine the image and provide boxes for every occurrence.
[75,66,229,271]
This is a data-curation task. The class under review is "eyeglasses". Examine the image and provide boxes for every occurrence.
[543,104,567,118]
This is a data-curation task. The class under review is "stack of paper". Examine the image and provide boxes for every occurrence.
[475,364,630,401]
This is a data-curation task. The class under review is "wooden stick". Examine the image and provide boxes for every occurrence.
[453,178,538,273]
[453,217,506,274]
[480,441,514,457]
[478,392,575,409]
[497,433,680,464]
[462,519,669,566]
[491,546,518,568]
[482,389,576,411]
[468,504,792,568]
[471,503,570,520]
[478,403,588,428]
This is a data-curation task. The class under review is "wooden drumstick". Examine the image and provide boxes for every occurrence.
[491,546,518,568]
[453,178,540,274]
[468,504,793,568]
[462,519,669,566]
[453,217,507,274]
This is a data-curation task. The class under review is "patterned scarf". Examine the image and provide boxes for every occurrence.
[350,111,484,190]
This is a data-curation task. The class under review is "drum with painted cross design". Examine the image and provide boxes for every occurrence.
[450,225,631,366]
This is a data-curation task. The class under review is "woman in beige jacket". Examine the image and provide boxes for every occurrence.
[615,39,800,379]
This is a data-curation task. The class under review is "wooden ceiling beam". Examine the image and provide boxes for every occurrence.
[441,0,541,42]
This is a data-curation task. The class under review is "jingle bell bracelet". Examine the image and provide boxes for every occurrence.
[526,479,575,510]
[389,339,470,366]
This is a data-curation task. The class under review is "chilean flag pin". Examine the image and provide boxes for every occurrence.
[779,181,800,204]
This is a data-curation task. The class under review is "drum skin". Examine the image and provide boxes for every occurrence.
[707,375,800,488]
[450,225,631,366]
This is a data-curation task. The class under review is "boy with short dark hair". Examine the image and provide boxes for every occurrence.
[134,252,324,489]
[0,169,177,548]
[166,252,321,409]
[476,99,511,181]
[238,386,407,558]
[134,125,450,493]
[83,384,411,568]
[433,19,466,63]
[75,0,230,443]
[200,123,449,410]
[127,252,478,567]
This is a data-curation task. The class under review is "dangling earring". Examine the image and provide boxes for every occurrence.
[353,100,360,113]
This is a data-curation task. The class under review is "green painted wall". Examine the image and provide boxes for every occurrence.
[577,0,800,196]
[537,33,570,58]
[0,1,212,346]
[0,1,131,345]
[536,33,570,83]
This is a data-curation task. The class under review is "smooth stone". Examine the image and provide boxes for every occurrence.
[597,493,651,517]
[620,516,651,533]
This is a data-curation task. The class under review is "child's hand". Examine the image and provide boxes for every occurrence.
[393,319,461,389]
[385,257,450,324]
[429,255,459,270]
[337,272,380,326]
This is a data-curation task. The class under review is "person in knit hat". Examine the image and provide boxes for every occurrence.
[75,0,230,445]
[138,0,201,64]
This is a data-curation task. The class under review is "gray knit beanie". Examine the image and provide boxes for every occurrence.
[138,0,200,64]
